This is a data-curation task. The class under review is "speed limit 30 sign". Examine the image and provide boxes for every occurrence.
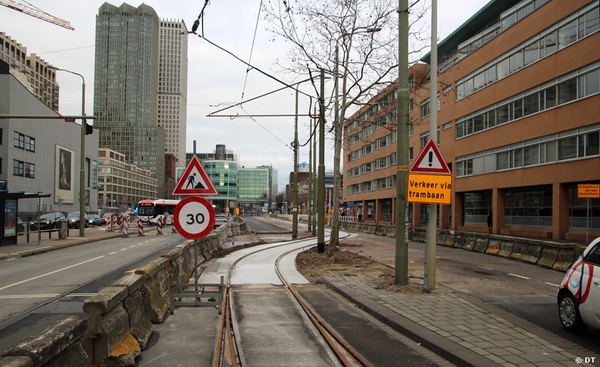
[173,196,216,239]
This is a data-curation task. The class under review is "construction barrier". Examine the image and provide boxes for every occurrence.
[137,217,144,236]
[157,217,163,235]
[107,215,114,232]
[121,216,129,238]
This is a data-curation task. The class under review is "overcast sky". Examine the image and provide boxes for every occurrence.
[2,0,490,190]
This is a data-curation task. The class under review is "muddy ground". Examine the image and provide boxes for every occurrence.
[294,232,425,294]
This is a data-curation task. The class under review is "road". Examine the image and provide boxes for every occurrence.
[0,231,185,353]
[1,218,599,361]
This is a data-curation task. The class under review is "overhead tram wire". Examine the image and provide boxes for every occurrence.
[187,2,321,150]
[240,0,264,102]
[196,35,315,102]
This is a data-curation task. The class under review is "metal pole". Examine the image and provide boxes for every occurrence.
[80,79,86,237]
[317,69,326,253]
[308,117,313,233]
[395,0,410,285]
[50,66,87,238]
[292,89,299,240]
[423,0,438,292]
[312,106,317,236]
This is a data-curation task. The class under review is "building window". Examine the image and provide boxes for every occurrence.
[25,135,35,152]
[13,132,24,149]
[505,187,553,227]
[420,99,430,118]
[25,162,35,178]
[456,64,600,140]
[13,160,24,176]
[464,191,492,224]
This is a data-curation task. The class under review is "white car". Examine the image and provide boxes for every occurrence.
[149,214,172,226]
[214,214,228,228]
[557,236,600,333]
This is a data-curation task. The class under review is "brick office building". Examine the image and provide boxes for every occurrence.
[343,0,599,241]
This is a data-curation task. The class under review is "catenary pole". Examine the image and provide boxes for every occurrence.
[317,69,326,253]
[423,0,438,291]
[292,89,299,239]
[395,0,410,284]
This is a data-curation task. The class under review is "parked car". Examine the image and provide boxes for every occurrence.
[87,214,102,226]
[214,214,228,228]
[149,214,171,226]
[66,211,88,229]
[557,236,600,333]
[29,212,66,231]
[17,217,25,235]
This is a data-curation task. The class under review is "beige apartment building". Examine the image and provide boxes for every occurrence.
[343,0,599,242]
[0,32,58,111]
[97,148,158,211]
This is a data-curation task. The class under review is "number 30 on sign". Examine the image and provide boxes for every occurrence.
[173,196,216,239]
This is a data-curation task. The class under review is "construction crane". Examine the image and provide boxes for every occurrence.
[0,0,74,30]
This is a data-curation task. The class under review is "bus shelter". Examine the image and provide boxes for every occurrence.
[1,190,51,245]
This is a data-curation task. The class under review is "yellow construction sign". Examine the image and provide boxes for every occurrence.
[407,173,452,204]
[578,184,600,198]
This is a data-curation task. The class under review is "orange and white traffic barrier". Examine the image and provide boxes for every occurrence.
[121,217,129,238]
[107,215,114,232]
[137,217,144,236]
[157,217,163,235]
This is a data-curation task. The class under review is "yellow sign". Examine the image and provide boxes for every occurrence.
[407,173,452,204]
[578,184,600,198]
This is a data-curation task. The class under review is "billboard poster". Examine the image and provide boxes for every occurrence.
[55,145,74,204]
[4,199,17,237]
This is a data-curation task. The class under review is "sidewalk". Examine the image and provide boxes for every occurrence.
[323,275,594,367]
[1,223,596,367]
[0,226,126,261]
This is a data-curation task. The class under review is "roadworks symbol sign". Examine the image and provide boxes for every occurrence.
[172,155,218,196]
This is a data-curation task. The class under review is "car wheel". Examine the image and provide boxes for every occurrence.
[558,292,587,333]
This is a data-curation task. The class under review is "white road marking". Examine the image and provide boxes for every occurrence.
[109,251,117,255]
[0,294,58,299]
[0,293,96,299]
[545,282,560,288]
[508,273,530,280]
[0,256,104,291]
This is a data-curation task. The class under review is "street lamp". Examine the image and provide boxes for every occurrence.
[50,66,87,237]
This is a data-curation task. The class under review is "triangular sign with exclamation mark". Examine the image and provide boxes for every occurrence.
[409,138,451,174]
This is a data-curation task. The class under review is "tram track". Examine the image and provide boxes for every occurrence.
[211,232,370,367]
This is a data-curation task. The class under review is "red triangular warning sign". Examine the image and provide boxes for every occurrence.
[409,138,451,174]
[172,155,218,196]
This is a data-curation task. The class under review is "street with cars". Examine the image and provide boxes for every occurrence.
[1,218,599,365]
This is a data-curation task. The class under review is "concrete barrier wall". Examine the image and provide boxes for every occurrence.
[408,227,584,271]
[0,222,241,367]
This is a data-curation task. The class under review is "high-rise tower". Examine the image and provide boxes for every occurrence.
[94,3,165,197]
[158,19,188,166]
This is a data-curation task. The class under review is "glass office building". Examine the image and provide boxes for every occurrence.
[94,3,165,197]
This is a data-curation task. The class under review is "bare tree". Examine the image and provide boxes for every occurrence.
[263,0,428,254]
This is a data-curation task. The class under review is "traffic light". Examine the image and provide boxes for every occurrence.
[85,122,93,135]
